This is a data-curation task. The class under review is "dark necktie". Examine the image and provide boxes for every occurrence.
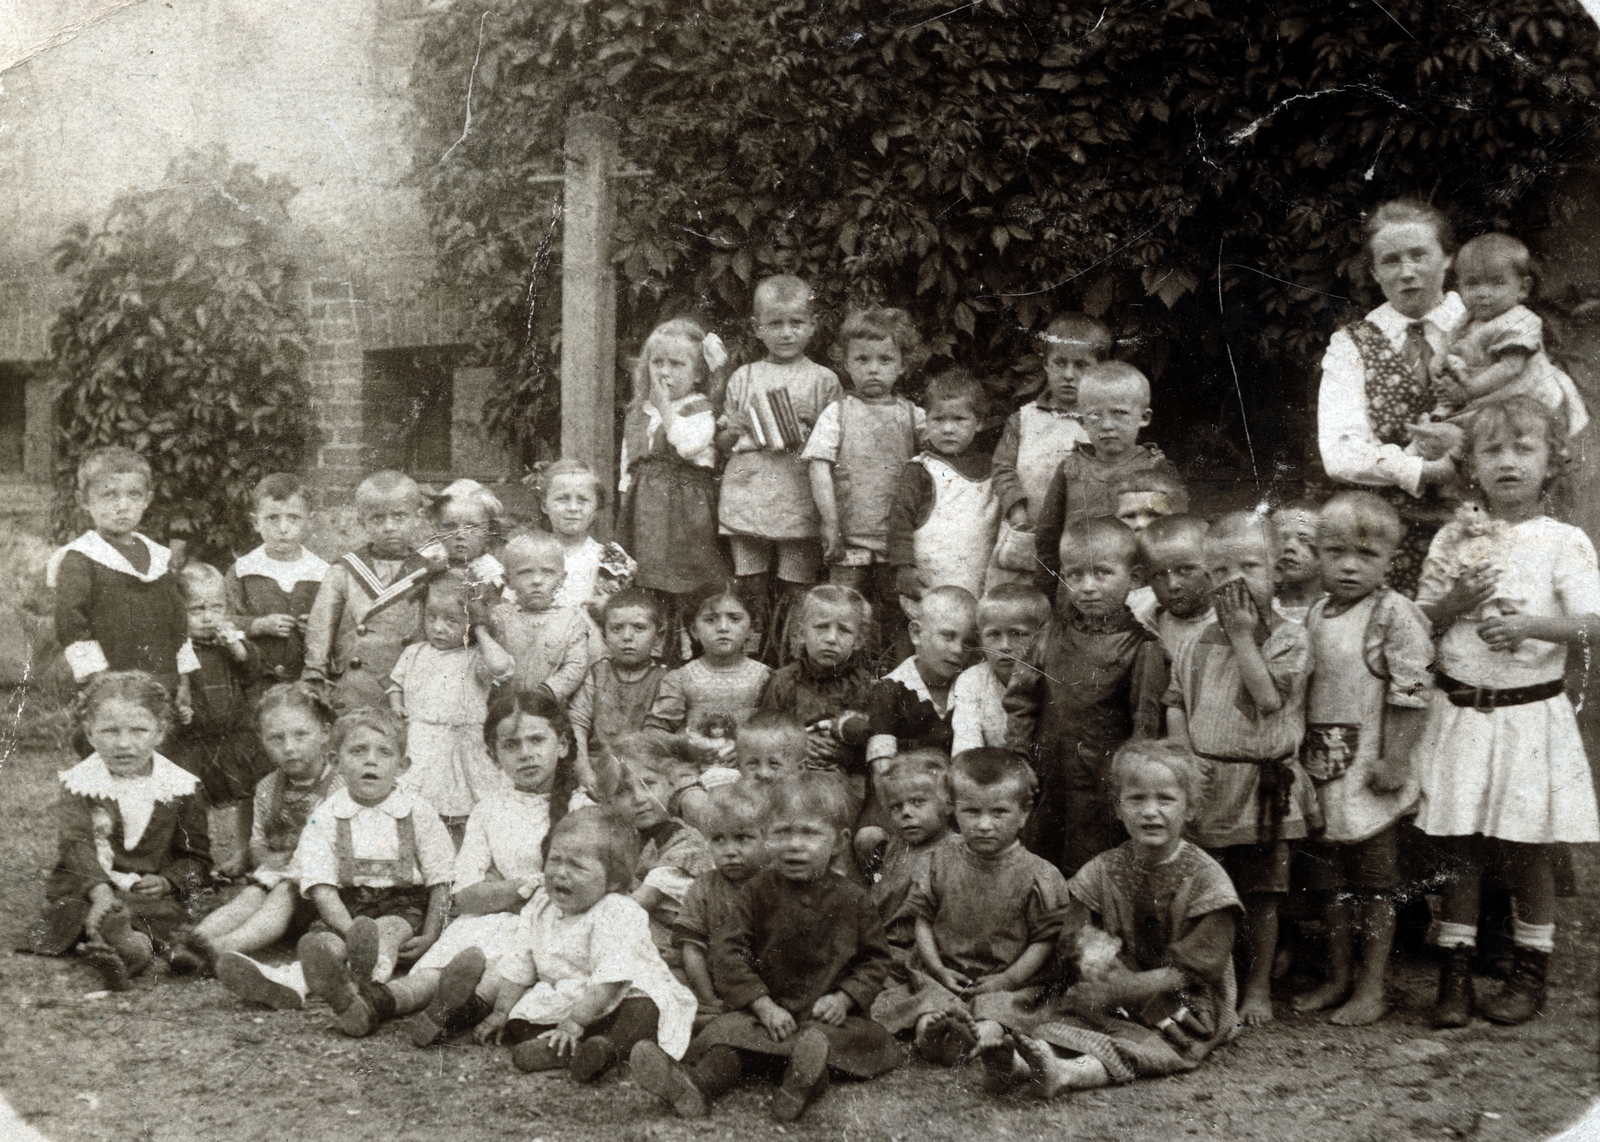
[1401,320,1433,392]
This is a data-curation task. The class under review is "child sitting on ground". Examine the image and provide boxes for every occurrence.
[535,459,637,616]
[190,684,340,1007]
[805,306,928,652]
[646,578,772,786]
[320,689,582,1041]
[888,369,1000,607]
[303,470,431,712]
[855,751,953,978]
[734,710,811,787]
[295,708,455,1033]
[26,671,211,990]
[569,588,669,799]
[1164,510,1316,1026]
[49,447,198,715]
[493,531,595,704]
[168,561,271,876]
[1131,515,1214,662]
[1009,740,1242,1096]
[1033,362,1184,592]
[674,782,772,1025]
[225,472,328,685]
[882,750,1066,1080]
[1291,492,1433,1028]
[760,584,876,818]
[718,274,844,655]
[950,583,1051,755]
[612,733,716,974]
[1272,501,1325,624]
[473,808,698,1084]
[630,773,901,1123]
[1004,518,1166,875]
[989,314,1104,584]
[388,570,517,840]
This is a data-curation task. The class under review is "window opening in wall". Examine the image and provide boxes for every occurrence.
[361,346,462,479]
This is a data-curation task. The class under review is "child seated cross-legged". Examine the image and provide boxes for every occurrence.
[321,688,582,1041]
[191,684,341,1005]
[493,531,596,705]
[631,773,902,1122]
[880,750,1066,1081]
[950,583,1051,755]
[569,588,669,799]
[1163,510,1317,1027]
[1009,740,1243,1096]
[1004,517,1166,876]
[674,782,772,1026]
[26,671,211,990]
[480,808,698,1084]
[388,569,518,842]
[295,708,455,1035]
[1291,492,1433,1027]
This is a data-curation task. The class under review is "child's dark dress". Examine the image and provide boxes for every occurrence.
[167,640,273,805]
[25,754,211,954]
[1004,605,1166,875]
[694,866,903,1077]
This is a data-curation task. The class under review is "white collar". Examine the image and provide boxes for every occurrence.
[888,655,941,710]
[325,786,415,819]
[46,531,169,589]
[61,753,198,850]
[234,545,330,594]
[1365,293,1465,341]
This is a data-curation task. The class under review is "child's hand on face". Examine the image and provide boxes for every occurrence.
[1213,578,1261,640]
[810,991,850,1026]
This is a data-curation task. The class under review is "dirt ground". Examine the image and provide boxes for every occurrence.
[0,742,1596,1142]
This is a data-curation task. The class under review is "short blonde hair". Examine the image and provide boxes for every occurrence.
[1078,360,1151,407]
[1109,738,1207,819]
[355,470,421,509]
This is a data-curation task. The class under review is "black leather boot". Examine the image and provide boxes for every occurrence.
[1480,945,1549,1025]
[1429,946,1475,1028]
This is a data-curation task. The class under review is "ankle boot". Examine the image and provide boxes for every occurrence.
[1429,946,1475,1028]
[1479,946,1549,1025]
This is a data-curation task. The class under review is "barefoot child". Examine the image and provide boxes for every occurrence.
[674,782,771,1024]
[388,570,517,840]
[888,750,1066,1078]
[493,531,595,704]
[1164,511,1316,1026]
[296,708,455,1032]
[470,809,698,1083]
[26,672,210,989]
[1014,740,1242,1095]
[535,459,637,615]
[321,689,580,1041]
[168,562,272,876]
[631,774,901,1122]
[951,583,1050,755]
[1004,518,1166,875]
[569,588,669,797]
[1412,397,1600,1027]
[1291,492,1433,1027]
[193,684,341,1006]
[718,275,844,651]
[1272,501,1325,624]
[49,448,198,712]
[303,470,431,712]
[225,473,328,684]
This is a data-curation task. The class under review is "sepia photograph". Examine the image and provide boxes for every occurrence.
[2,0,1600,1138]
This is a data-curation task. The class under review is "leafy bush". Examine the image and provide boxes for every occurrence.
[412,0,1600,475]
[51,146,311,562]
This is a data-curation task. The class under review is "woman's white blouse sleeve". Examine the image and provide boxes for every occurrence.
[1317,329,1426,497]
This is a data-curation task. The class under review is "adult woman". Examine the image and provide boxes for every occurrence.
[1318,200,1466,594]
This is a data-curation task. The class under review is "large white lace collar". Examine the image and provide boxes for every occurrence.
[61,753,198,850]
[46,531,170,588]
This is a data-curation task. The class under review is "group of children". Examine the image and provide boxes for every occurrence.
[25,267,1599,1121]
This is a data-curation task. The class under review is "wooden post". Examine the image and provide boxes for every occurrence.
[559,112,619,504]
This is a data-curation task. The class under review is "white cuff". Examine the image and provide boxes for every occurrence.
[177,639,202,675]
[866,734,898,763]
[63,640,110,682]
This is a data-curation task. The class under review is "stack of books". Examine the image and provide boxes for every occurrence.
[746,388,808,451]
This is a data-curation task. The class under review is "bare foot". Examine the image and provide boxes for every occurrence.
[1238,990,1275,1026]
[1291,977,1351,1014]
[917,1010,977,1067]
[1014,1035,1111,1099]
[1328,989,1387,1027]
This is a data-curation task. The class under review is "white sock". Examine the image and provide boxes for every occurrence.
[1511,919,1555,954]
[1435,921,1477,950]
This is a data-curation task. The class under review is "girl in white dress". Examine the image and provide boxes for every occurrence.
[388,570,517,841]
[1412,395,1600,1027]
